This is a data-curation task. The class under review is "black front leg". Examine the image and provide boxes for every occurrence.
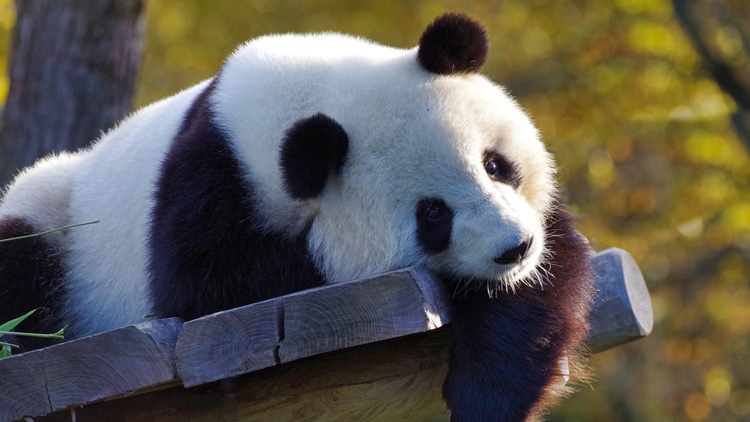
[444,290,569,421]
[443,206,596,421]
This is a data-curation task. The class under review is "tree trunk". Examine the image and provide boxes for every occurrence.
[0,0,145,186]
[673,0,750,152]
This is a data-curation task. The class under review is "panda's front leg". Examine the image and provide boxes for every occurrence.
[443,288,570,421]
[442,206,595,421]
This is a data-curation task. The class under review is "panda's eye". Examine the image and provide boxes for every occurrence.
[484,159,499,176]
[483,151,521,188]
[425,201,445,221]
[416,198,453,254]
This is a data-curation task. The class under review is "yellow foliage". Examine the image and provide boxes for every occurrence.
[628,20,680,57]
[0,0,12,105]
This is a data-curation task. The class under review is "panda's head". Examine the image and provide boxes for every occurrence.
[219,13,556,293]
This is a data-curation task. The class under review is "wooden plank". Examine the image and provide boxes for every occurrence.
[177,267,453,387]
[35,328,455,422]
[178,249,651,388]
[3,248,652,421]
[176,298,280,387]
[0,349,51,419]
[0,318,182,422]
[278,267,451,363]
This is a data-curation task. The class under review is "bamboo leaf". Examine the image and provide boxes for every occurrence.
[0,309,36,332]
[0,221,99,243]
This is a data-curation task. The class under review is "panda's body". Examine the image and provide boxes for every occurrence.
[0,14,595,421]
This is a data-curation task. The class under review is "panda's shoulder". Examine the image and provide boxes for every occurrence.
[0,152,85,233]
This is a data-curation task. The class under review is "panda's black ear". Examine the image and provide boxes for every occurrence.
[417,13,489,75]
[280,113,349,200]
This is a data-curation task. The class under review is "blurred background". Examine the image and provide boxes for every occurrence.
[0,0,748,420]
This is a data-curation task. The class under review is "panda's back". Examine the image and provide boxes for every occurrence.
[36,33,409,337]
[61,81,210,337]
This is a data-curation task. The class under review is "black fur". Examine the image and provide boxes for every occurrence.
[416,198,453,254]
[443,204,595,421]
[280,113,349,200]
[418,13,489,75]
[148,80,326,321]
[0,217,66,350]
[484,150,521,189]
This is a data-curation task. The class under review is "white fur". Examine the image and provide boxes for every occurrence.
[1,152,84,234]
[61,81,212,337]
[0,31,555,337]
[0,82,209,337]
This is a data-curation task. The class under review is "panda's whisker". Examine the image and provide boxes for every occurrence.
[453,279,468,299]
[449,275,480,300]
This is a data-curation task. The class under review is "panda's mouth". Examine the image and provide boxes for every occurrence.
[438,241,548,298]
[497,237,548,287]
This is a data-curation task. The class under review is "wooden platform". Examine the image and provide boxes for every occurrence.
[0,248,652,421]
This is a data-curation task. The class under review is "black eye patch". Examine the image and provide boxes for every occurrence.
[415,198,453,254]
[483,151,521,188]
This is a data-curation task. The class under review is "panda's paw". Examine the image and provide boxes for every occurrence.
[443,368,537,422]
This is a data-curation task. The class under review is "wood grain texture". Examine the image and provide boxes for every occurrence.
[177,298,280,387]
[0,350,51,419]
[35,328,455,422]
[0,318,181,422]
[178,249,651,389]
[278,267,450,363]
[178,267,453,387]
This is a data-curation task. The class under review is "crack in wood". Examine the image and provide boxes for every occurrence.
[274,298,285,366]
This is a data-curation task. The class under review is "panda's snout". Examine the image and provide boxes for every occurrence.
[493,236,533,265]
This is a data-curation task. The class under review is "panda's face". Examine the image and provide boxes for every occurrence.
[411,145,549,294]
[394,77,553,293]
[291,74,554,292]
[223,17,556,291]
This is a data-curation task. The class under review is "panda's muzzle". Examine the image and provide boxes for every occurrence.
[493,236,533,265]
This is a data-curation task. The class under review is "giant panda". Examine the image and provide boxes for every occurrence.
[0,13,595,421]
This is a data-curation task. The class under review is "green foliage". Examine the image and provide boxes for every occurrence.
[0,309,66,358]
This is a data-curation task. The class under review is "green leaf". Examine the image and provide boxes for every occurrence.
[0,309,36,332]
[51,325,67,337]
[0,330,65,339]
[0,345,12,358]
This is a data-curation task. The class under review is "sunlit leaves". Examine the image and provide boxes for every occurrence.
[628,20,681,57]
[0,0,14,104]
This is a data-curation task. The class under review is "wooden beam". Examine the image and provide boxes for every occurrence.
[177,248,652,387]
[177,267,452,387]
[0,248,652,421]
[0,318,181,419]
[37,329,455,422]
[588,248,654,353]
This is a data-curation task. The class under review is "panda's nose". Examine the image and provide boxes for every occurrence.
[493,237,533,265]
